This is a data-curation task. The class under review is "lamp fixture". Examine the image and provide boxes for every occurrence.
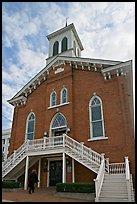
[44,131,48,136]
[67,127,71,132]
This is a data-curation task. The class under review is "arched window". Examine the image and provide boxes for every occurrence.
[50,91,57,107]
[61,37,68,52]
[26,112,35,140]
[53,41,59,56]
[52,113,67,130]
[89,96,105,139]
[77,48,80,57]
[60,88,68,104]
[73,41,76,55]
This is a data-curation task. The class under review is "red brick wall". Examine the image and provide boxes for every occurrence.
[9,63,135,185]
[74,160,96,183]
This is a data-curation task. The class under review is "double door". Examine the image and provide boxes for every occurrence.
[49,160,62,186]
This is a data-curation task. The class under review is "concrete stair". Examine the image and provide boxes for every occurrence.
[98,174,134,202]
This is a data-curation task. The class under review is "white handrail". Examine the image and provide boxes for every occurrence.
[2,142,27,177]
[3,134,133,202]
[94,154,105,202]
[109,162,125,174]
[64,134,102,166]
[3,141,27,170]
[125,156,131,202]
[3,134,102,178]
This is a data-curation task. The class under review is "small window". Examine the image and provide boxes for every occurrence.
[61,37,68,52]
[3,139,5,145]
[50,91,57,107]
[61,88,68,104]
[53,41,59,56]
[26,112,35,140]
[89,96,105,139]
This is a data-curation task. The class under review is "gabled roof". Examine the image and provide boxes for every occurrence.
[47,23,84,51]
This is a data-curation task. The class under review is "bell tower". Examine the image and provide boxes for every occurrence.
[46,23,84,65]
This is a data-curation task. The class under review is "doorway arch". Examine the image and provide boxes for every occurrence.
[50,113,67,137]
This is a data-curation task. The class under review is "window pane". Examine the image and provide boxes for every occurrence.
[53,41,59,56]
[27,120,34,133]
[92,121,103,137]
[52,119,59,128]
[52,114,66,128]
[62,37,67,52]
[29,114,34,120]
[51,92,56,106]
[27,133,34,140]
[62,89,67,103]
[91,106,102,121]
[91,97,100,106]
[59,117,66,126]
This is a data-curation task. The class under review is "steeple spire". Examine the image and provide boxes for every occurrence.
[65,17,69,27]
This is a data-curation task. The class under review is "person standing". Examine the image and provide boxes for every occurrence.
[28,169,39,194]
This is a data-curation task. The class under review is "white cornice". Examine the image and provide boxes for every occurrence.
[101,60,132,74]
[8,55,131,106]
[56,56,121,66]
[7,96,27,106]
[101,60,132,80]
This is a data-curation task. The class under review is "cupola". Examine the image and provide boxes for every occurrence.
[46,23,84,65]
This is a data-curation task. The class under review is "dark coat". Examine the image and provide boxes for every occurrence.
[28,172,38,187]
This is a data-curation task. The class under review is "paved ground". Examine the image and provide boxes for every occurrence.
[2,187,94,202]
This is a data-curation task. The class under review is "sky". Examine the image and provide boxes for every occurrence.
[2,2,135,130]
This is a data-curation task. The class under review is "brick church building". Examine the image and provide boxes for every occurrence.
[3,23,135,201]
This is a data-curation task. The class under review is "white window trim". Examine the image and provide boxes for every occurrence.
[89,95,105,140]
[48,102,70,109]
[50,91,57,107]
[88,137,108,142]
[25,112,35,141]
[60,87,68,104]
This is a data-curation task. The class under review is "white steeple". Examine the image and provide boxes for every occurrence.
[46,23,84,65]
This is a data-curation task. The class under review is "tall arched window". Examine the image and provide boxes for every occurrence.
[26,112,35,140]
[53,41,59,56]
[50,91,57,107]
[89,96,105,139]
[60,88,68,104]
[61,37,68,52]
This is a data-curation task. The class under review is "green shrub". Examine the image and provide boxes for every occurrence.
[56,182,95,193]
[2,180,21,188]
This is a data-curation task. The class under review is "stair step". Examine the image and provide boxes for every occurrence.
[103,179,126,183]
[103,181,126,184]
[99,198,129,202]
[100,191,128,195]
[101,187,127,190]
[100,195,128,198]
[104,174,125,177]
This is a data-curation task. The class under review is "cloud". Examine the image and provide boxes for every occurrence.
[2,2,135,129]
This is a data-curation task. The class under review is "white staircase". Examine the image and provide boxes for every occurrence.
[99,174,134,202]
[94,158,135,202]
[2,134,134,202]
[2,135,101,180]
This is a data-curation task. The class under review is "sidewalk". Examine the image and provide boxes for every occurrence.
[2,187,94,202]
